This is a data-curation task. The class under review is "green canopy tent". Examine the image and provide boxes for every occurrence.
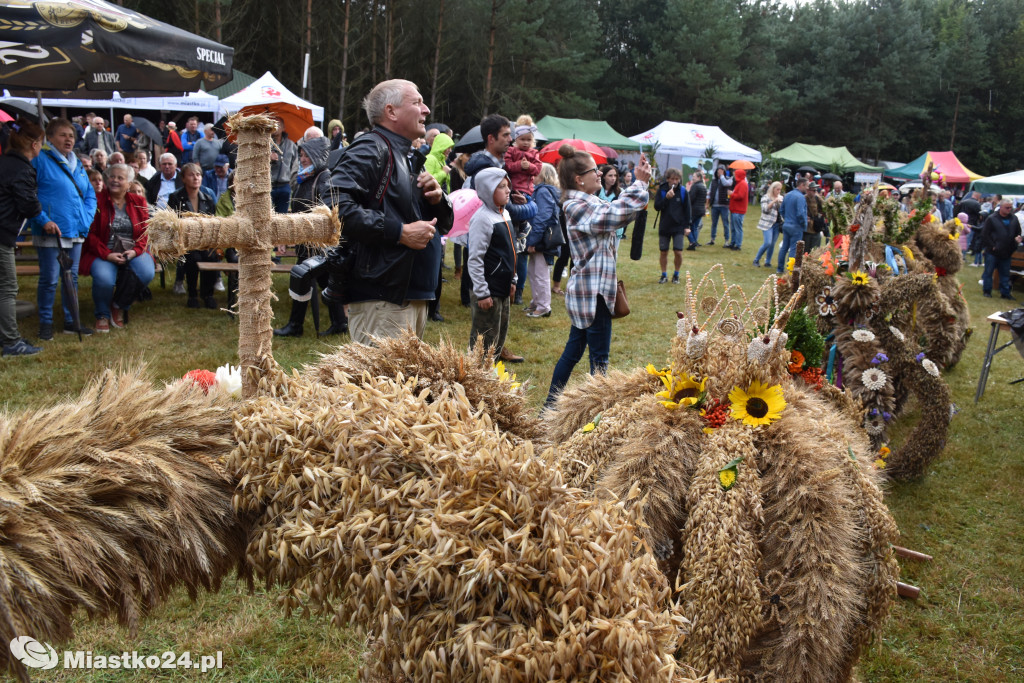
[771,142,883,173]
[536,116,641,150]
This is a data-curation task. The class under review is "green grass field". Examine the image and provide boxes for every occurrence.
[3,211,1022,681]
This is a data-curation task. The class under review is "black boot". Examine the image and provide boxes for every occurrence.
[274,300,307,337]
[320,300,348,336]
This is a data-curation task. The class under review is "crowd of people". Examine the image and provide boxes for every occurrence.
[2,80,1021,387]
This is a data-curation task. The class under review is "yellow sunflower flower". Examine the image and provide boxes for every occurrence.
[646,363,671,378]
[728,380,787,427]
[582,422,596,433]
[850,271,870,286]
[656,372,707,409]
[494,361,521,390]
[874,458,886,469]
[719,469,736,489]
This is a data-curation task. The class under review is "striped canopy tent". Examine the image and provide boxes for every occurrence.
[884,151,983,184]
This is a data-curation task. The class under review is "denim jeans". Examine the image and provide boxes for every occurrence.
[0,245,18,346]
[271,184,291,214]
[36,243,82,326]
[982,252,1012,296]
[729,212,745,247]
[546,296,612,407]
[776,225,804,272]
[688,215,704,245]
[709,206,730,242]
[515,251,528,300]
[90,252,156,319]
[754,224,780,266]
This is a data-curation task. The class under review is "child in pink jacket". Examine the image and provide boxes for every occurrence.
[504,123,542,198]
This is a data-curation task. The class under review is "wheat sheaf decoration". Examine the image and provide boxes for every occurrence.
[0,369,252,682]
[545,266,899,682]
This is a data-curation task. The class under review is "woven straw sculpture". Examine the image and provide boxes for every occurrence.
[544,266,899,682]
[147,113,341,398]
[786,188,960,477]
[0,369,250,682]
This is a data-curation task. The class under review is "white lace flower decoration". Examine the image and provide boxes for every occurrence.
[686,327,709,359]
[214,363,242,398]
[922,359,939,377]
[889,325,905,342]
[861,367,888,391]
[852,329,876,343]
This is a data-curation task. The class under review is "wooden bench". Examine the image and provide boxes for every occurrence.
[13,240,164,286]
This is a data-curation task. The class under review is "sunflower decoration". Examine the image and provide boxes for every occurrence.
[816,286,838,317]
[494,361,521,391]
[849,270,871,286]
[646,363,671,379]
[718,457,744,491]
[581,413,602,433]
[728,380,786,427]
[656,371,707,410]
[786,257,796,273]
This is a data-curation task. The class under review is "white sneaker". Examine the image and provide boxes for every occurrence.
[213,278,225,292]
[173,281,186,295]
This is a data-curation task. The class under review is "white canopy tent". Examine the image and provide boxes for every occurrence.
[217,71,323,122]
[2,89,220,114]
[627,121,762,172]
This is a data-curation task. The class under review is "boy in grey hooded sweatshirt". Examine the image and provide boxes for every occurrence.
[467,166,517,358]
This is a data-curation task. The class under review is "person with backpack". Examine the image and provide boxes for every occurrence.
[274,135,348,337]
[324,79,453,345]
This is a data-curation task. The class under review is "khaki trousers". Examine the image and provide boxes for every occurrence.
[348,299,427,345]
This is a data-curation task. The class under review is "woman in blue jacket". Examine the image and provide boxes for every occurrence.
[524,163,561,318]
[29,118,97,340]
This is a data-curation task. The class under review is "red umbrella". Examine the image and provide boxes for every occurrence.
[729,160,756,170]
[0,110,12,123]
[539,139,607,165]
[599,146,618,160]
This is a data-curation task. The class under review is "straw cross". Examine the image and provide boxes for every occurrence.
[147,113,341,398]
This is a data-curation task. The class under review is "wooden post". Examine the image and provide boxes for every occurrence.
[147,113,340,398]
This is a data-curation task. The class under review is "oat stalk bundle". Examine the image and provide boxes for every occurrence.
[0,369,250,681]
[229,366,692,682]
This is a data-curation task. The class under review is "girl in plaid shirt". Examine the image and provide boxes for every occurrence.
[544,146,652,407]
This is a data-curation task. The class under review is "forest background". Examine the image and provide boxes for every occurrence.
[120,0,1023,176]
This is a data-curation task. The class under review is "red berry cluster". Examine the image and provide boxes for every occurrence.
[799,367,825,390]
[702,399,731,429]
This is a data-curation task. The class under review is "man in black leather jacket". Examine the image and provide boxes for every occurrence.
[328,79,453,345]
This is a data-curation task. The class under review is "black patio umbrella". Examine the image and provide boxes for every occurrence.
[56,249,83,341]
[795,165,818,173]
[0,1,233,94]
[821,172,842,181]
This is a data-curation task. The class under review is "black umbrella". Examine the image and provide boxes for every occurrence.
[131,117,161,145]
[453,125,484,153]
[0,1,233,93]
[821,172,842,181]
[795,165,818,173]
[0,99,46,123]
[56,249,83,342]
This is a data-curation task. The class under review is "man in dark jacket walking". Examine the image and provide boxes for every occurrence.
[654,168,691,283]
[686,170,707,250]
[979,199,1023,299]
[327,79,453,345]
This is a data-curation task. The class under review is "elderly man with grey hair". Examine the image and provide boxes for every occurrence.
[80,116,115,155]
[325,79,453,345]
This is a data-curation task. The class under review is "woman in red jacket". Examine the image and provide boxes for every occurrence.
[80,164,155,332]
[726,168,749,250]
